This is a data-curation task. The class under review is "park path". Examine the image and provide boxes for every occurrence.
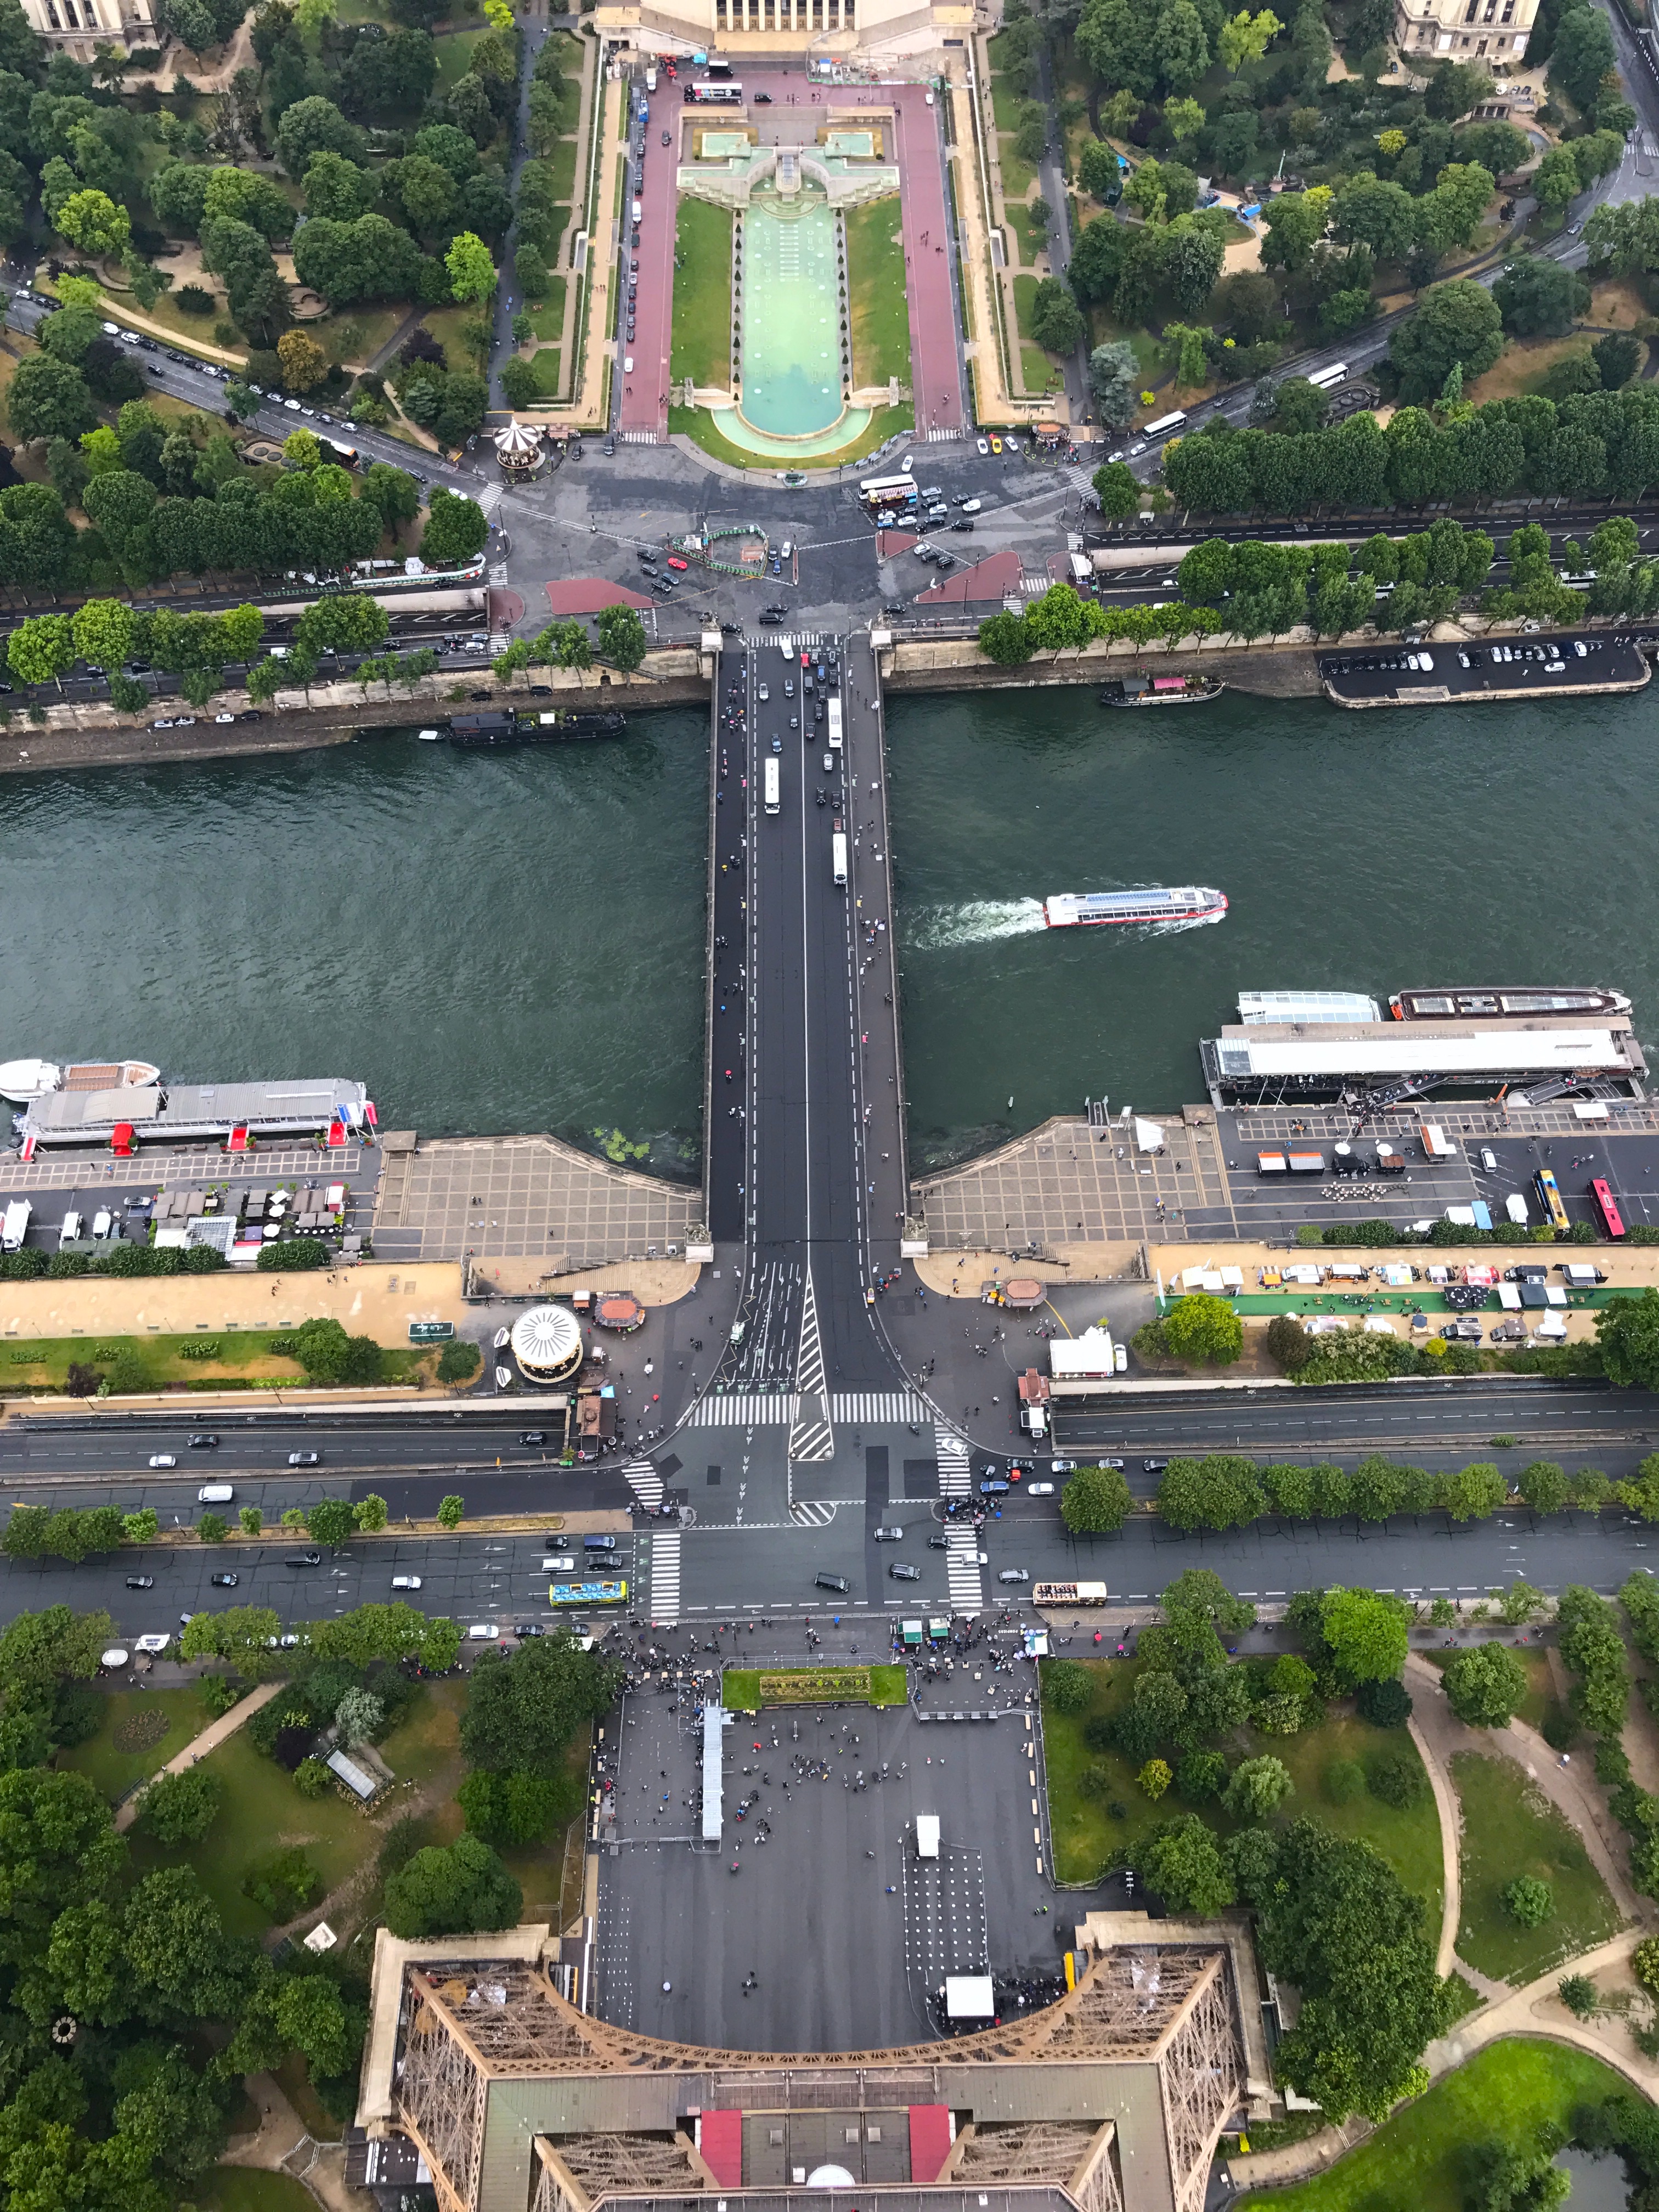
[113,1679,283,1831]
[219,2069,357,2212]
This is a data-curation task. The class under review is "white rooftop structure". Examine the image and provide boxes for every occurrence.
[1204,1018,1644,1101]
[1238,989,1382,1025]
[1049,1327,1117,1381]
[494,419,544,468]
[944,1975,996,2020]
[509,1303,583,1382]
[22,1077,369,1147]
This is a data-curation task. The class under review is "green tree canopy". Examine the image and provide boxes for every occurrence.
[460,1635,616,1776]
[382,1833,523,1938]
[1059,1464,1133,1533]
[1319,1586,1409,1683]
[1161,1291,1243,1367]
[1442,1641,1527,1727]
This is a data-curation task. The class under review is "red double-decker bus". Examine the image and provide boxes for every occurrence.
[1590,1177,1626,1239]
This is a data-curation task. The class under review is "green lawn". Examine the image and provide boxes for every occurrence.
[528,348,562,397]
[318,305,406,372]
[986,36,1029,131]
[528,278,568,341]
[667,400,912,470]
[1005,200,1049,267]
[1086,308,1162,381]
[421,304,485,374]
[201,2175,321,2212]
[1452,1751,1624,1983]
[1013,272,1041,340]
[0,1328,425,1391]
[548,136,580,204]
[843,198,910,388]
[669,199,733,390]
[60,1685,219,1802]
[1043,1661,1441,1916]
[129,1677,469,1940]
[1240,2041,1629,2212]
[1020,343,1059,394]
[433,27,487,94]
[998,143,1038,203]
[723,1664,907,1709]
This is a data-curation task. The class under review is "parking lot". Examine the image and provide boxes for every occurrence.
[1321,631,1649,704]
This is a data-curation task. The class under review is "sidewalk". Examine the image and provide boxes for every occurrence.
[114,1679,283,1831]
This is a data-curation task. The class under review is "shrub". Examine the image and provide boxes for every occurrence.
[1266,1313,1313,1373]
[176,283,216,314]
[198,1673,243,1718]
[1502,1875,1554,1927]
[1542,1703,1575,1750]
[1138,1757,1172,1800]
[1324,1758,1366,1805]
[197,1511,228,1543]
[1559,1973,1599,2018]
[1368,1750,1427,1808]
[1443,1641,1528,1728]
[437,1337,482,1383]
[1041,1658,1092,1715]
[295,1756,331,1797]
[137,1764,223,1844]
[1175,1750,1228,1802]
[1633,1934,1659,1996]
[1355,1675,1413,1728]
[242,1846,323,1920]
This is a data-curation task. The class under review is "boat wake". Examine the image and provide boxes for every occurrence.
[906,898,1048,950]
[1143,909,1228,936]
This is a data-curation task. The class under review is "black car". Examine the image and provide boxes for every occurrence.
[754,89,772,101]
[928,1534,949,1549]
[210,1571,239,1588]
[285,1551,323,1567]
[520,1430,548,1445]
[951,519,975,532]
[889,1562,921,1581]
[188,1432,219,1448]
[237,709,264,721]
[758,611,782,624]
[529,684,553,696]
[814,1571,850,1593]
[469,690,493,701]
[515,1621,545,1637]
[125,1573,155,1589]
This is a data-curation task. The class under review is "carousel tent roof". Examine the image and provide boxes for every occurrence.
[494,419,544,461]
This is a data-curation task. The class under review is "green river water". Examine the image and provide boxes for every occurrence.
[2,687,1656,1178]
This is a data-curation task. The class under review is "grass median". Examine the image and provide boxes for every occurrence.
[844,199,911,389]
[669,199,733,391]
[1451,1750,1624,1982]
[723,1664,907,1710]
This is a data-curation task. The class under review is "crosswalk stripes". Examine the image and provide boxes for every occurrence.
[620,1457,662,1508]
[935,1426,972,1497]
[791,1499,837,1527]
[648,1530,681,1623]
[789,1268,834,1464]
[686,1393,799,1427]
[744,631,825,654]
[830,1391,931,1424]
[924,426,964,441]
[946,1532,985,1613]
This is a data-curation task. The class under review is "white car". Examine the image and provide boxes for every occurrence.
[148,1453,176,1468]
[758,681,769,701]
[997,1568,1030,1584]
[542,1555,575,1571]
[1028,1481,1054,1496]
[1480,1147,1498,1171]
[1049,1458,1074,1475]
[392,1575,423,1590]
[284,397,301,410]
[1113,1342,1127,1374]
[468,1622,501,1640]
[977,436,990,455]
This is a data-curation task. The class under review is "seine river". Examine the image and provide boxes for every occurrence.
[2,686,1658,1178]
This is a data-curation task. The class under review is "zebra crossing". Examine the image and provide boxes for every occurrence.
[685,1393,799,1427]
[620,1457,662,1508]
[618,428,666,444]
[935,1427,972,1497]
[789,1269,834,1464]
[746,631,826,654]
[830,1391,931,1424]
[946,1532,985,1612]
[923,425,964,441]
[791,1499,837,1527]
[647,1530,681,1623]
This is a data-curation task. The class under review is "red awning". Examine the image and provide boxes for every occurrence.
[909,2106,953,2183]
[698,2111,743,2188]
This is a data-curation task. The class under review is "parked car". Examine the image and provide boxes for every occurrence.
[872,1525,904,1540]
[1028,1481,1054,1496]
[125,1574,155,1589]
[285,1552,322,1567]
[467,1623,500,1640]
[1143,1457,1169,1472]
[392,1575,424,1590]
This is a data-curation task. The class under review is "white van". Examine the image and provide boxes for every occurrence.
[196,1483,234,1504]
[467,1622,500,1640]
[92,1208,112,1238]
[541,1555,576,1571]
[58,1211,82,1246]
[961,497,982,514]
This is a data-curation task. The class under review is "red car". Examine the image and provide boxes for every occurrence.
[800,650,811,665]
[667,555,689,571]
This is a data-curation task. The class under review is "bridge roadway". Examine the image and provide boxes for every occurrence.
[705,633,927,1540]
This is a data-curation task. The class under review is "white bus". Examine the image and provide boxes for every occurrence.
[1142,410,1187,439]
[832,832,848,887]
[826,697,843,752]
[858,472,918,511]
[1307,362,1349,391]
[764,756,780,815]
[689,80,742,102]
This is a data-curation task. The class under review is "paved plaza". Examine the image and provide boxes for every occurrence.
[371,1133,703,1268]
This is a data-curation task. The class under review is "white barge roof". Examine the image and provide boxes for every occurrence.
[22,1077,368,1144]
[1207,1022,1639,1080]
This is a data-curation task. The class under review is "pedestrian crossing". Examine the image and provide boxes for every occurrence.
[685,1392,799,1426]
[935,1428,972,1496]
[789,1269,834,1464]
[791,1499,837,1527]
[620,1457,662,1508]
[946,1532,984,1612]
[648,1530,681,1623]
[746,631,826,654]
[830,1391,931,1424]
[618,428,666,444]
[923,425,964,441]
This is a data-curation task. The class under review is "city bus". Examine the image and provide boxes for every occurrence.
[764,755,780,815]
[1032,1581,1109,1606]
[1534,1167,1570,1234]
[689,80,742,103]
[548,1578,629,1606]
[858,472,919,512]
[832,831,847,887]
[826,696,842,752]
[1590,1176,1627,1239]
[1307,363,1349,391]
[1141,410,1187,439]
